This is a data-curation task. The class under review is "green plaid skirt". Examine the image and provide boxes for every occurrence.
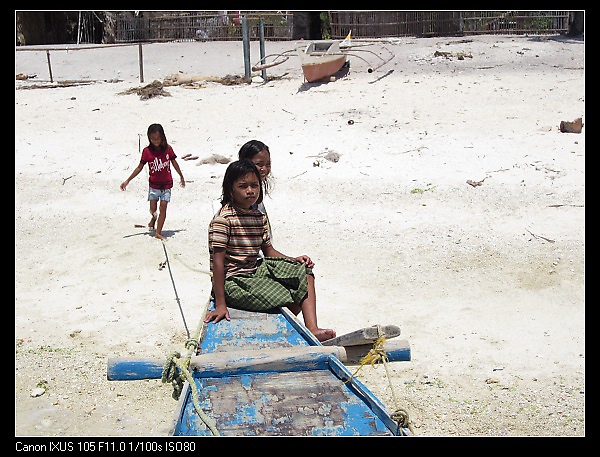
[223,257,314,311]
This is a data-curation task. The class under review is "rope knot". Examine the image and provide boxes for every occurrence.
[345,325,414,435]
[185,338,199,353]
[158,296,220,435]
[363,336,390,367]
[161,351,186,400]
[391,408,414,435]
[161,346,220,436]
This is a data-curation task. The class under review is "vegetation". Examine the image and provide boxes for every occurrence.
[320,12,332,39]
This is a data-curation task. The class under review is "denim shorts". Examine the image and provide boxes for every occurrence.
[148,187,171,202]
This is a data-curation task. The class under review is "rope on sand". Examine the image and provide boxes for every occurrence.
[161,240,190,339]
[161,239,212,275]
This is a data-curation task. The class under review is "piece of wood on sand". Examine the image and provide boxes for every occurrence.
[321,324,401,347]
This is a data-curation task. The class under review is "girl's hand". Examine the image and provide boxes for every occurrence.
[179,177,186,188]
[203,305,230,324]
[294,255,314,269]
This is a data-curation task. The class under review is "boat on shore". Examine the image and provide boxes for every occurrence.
[251,32,395,83]
[108,304,412,436]
[297,40,348,82]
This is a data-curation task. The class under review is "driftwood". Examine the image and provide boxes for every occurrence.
[163,73,250,86]
[548,204,584,208]
[525,227,555,243]
[16,73,36,80]
[198,154,230,165]
[434,50,473,60]
[467,177,487,187]
[118,75,246,100]
[163,73,209,86]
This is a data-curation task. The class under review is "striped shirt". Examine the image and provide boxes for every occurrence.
[208,202,272,279]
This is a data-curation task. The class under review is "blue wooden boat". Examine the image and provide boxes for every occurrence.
[108,304,412,436]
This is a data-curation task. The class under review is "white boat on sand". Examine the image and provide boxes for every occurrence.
[297,40,348,83]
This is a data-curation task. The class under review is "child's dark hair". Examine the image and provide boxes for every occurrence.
[220,160,264,207]
[147,123,168,152]
[238,140,272,195]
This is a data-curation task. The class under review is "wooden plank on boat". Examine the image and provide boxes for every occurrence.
[199,307,309,353]
[106,340,410,381]
[321,324,400,347]
[172,369,394,436]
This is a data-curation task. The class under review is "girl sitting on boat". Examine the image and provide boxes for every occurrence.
[238,139,273,241]
[213,139,274,238]
[205,159,336,342]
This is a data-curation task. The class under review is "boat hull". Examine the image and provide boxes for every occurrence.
[298,40,347,82]
[301,56,347,82]
[169,306,410,436]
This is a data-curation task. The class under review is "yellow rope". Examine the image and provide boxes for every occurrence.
[345,335,389,381]
[171,353,220,436]
[345,326,414,435]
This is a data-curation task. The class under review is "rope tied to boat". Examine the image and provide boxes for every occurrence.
[162,350,185,399]
[160,299,220,435]
[161,332,200,400]
[161,349,219,436]
[346,325,414,435]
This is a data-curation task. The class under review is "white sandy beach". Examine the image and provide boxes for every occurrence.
[15,34,584,437]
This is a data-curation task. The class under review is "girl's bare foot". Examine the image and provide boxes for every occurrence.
[311,328,336,342]
[155,233,166,240]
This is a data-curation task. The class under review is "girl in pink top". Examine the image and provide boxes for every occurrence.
[120,123,185,240]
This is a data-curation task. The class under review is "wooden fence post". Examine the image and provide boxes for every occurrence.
[138,42,144,83]
[46,50,53,83]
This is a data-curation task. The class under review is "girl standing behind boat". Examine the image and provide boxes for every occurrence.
[120,123,185,240]
[206,160,336,343]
